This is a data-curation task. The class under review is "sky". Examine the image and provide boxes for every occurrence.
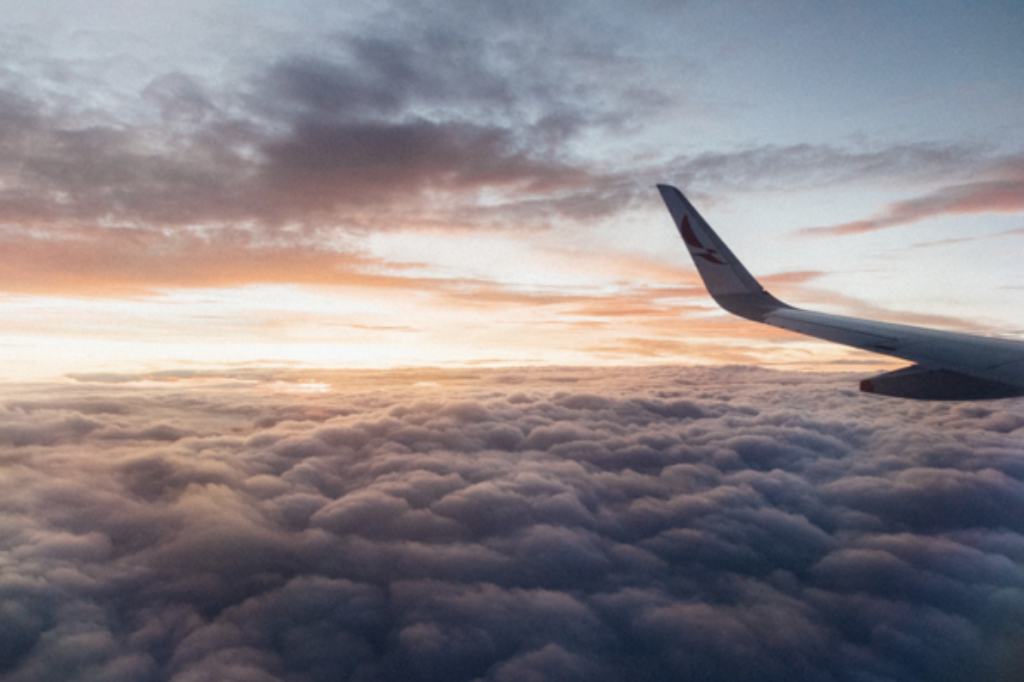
[2,4,1024,681]
[0,0,1021,379]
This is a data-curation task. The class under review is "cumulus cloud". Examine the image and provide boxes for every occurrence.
[1,366,1023,681]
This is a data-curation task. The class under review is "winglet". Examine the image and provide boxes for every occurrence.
[657,184,789,321]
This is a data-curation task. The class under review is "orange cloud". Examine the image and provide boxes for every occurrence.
[0,227,434,297]
[799,158,1024,237]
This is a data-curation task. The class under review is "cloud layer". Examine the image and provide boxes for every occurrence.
[2,366,1023,681]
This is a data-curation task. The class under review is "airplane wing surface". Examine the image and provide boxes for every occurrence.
[657,184,1024,400]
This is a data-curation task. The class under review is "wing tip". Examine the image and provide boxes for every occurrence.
[657,183,789,322]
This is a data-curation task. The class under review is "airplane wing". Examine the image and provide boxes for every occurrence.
[657,184,1024,400]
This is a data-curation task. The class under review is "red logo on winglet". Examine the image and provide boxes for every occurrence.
[680,215,726,265]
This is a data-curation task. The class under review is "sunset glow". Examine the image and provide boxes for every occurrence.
[2,5,1024,678]
[0,1,1021,380]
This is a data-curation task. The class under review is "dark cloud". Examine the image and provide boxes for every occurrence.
[1,366,1023,681]
[260,118,586,210]
[142,73,218,126]
[0,4,624,239]
[2,6,1017,297]
[0,6,651,299]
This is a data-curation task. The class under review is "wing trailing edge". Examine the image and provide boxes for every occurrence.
[657,184,1024,400]
[860,365,1024,401]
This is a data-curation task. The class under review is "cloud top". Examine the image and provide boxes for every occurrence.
[1,366,1023,681]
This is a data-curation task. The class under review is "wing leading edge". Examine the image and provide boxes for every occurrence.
[657,184,1024,400]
